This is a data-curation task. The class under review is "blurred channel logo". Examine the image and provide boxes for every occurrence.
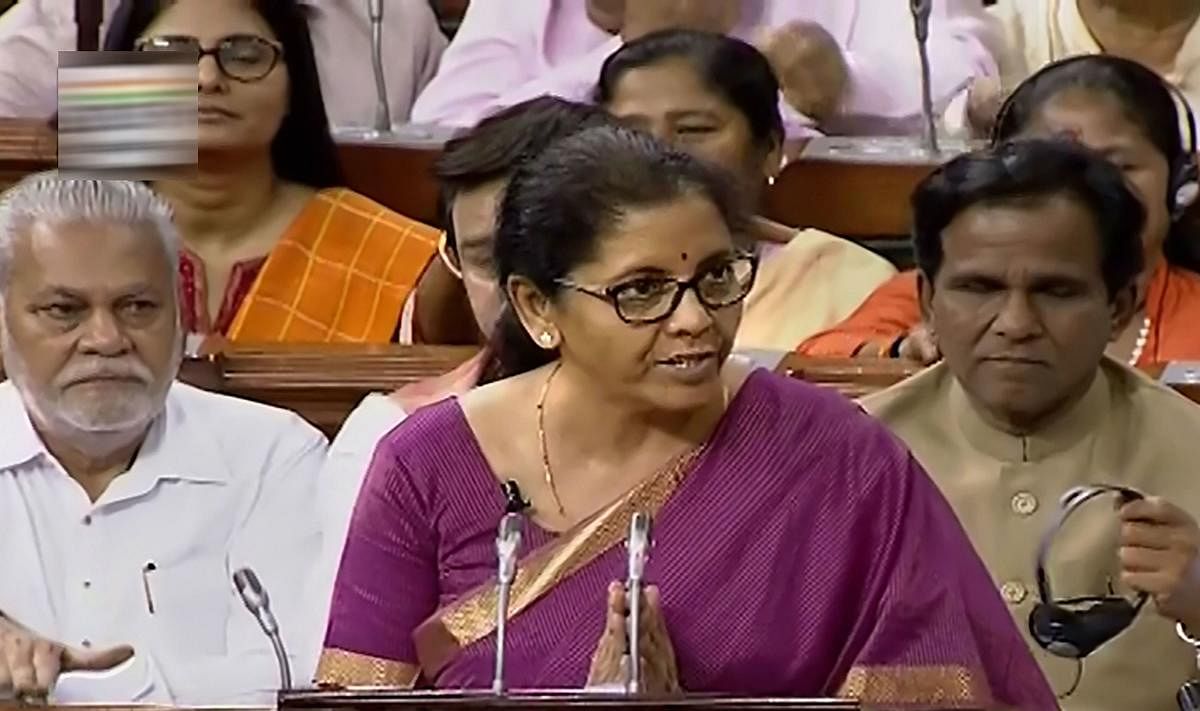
[57,51,198,178]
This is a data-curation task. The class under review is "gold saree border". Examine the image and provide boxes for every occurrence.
[838,664,990,708]
[316,647,420,688]
[412,446,706,678]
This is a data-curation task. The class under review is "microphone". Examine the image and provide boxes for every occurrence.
[492,513,523,694]
[502,480,531,514]
[233,567,293,691]
[909,0,940,156]
[625,512,652,694]
[366,0,392,135]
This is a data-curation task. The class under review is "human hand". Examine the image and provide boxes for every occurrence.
[587,582,680,694]
[1118,497,1200,631]
[621,0,741,43]
[965,76,1005,139]
[0,614,133,702]
[757,21,848,123]
[895,323,940,364]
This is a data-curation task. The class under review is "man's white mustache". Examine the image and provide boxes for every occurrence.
[57,362,153,387]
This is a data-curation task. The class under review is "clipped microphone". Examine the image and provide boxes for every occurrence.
[366,0,392,134]
[502,480,531,514]
[233,567,293,691]
[909,0,940,156]
[492,513,523,694]
[625,512,652,694]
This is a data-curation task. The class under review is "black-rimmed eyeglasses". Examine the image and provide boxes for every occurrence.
[556,254,758,325]
[134,34,284,83]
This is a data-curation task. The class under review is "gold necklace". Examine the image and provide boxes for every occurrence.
[536,362,567,516]
[536,362,734,518]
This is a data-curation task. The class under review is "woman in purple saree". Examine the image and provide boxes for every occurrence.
[317,126,1057,709]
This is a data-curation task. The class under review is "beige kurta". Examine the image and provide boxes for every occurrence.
[862,358,1200,711]
[990,0,1200,114]
[734,229,896,352]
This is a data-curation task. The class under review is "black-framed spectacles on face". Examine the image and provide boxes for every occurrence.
[556,254,758,325]
[135,34,284,83]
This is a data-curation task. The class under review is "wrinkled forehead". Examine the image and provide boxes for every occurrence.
[5,218,177,297]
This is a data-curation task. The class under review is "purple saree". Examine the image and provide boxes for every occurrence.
[318,369,1056,709]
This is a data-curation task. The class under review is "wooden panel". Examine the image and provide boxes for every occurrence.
[338,140,443,226]
[0,118,56,191]
[282,689,859,710]
[176,344,478,436]
[773,355,922,400]
[0,119,932,238]
[766,159,934,237]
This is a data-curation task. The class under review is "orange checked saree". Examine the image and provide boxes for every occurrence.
[179,188,438,343]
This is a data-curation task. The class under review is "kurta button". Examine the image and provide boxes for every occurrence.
[83,515,92,526]
[1000,581,1028,605]
[1011,492,1039,517]
[81,639,92,648]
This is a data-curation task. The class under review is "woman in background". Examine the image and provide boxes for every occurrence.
[970,0,1200,136]
[798,54,1200,366]
[596,30,896,352]
[107,0,438,343]
[317,125,1055,708]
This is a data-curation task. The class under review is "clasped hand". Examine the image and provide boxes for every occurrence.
[587,581,680,694]
[0,614,132,701]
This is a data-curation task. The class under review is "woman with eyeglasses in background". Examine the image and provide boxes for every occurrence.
[106,0,439,344]
[317,124,1055,708]
[595,30,897,352]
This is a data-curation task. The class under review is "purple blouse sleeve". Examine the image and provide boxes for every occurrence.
[322,440,439,665]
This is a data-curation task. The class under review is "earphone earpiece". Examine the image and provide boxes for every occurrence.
[1175,180,1199,218]
[1030,598,1142,659]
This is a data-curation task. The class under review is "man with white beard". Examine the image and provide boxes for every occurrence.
[0,174,327,705]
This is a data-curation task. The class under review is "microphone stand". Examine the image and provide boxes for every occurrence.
[625,513,651,695]
[367,0,392,136]
[492,513,523,695]
[910,0,940,157]
[233,568,293,691]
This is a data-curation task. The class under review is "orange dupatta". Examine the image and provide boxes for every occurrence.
[227,188,438,343]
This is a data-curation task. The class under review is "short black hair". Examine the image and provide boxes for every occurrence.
[105,0,343,188]
[487,125,750,380]
[595,30,784,150]
[434,96,616,249]
[912,138,1146,299]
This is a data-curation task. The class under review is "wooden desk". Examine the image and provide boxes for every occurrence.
[0,118,56,190]
[177,344,478,437]
[0,119,933,238]
[282,689,859,710]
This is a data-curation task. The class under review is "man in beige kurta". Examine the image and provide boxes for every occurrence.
[863,138,1200,710]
